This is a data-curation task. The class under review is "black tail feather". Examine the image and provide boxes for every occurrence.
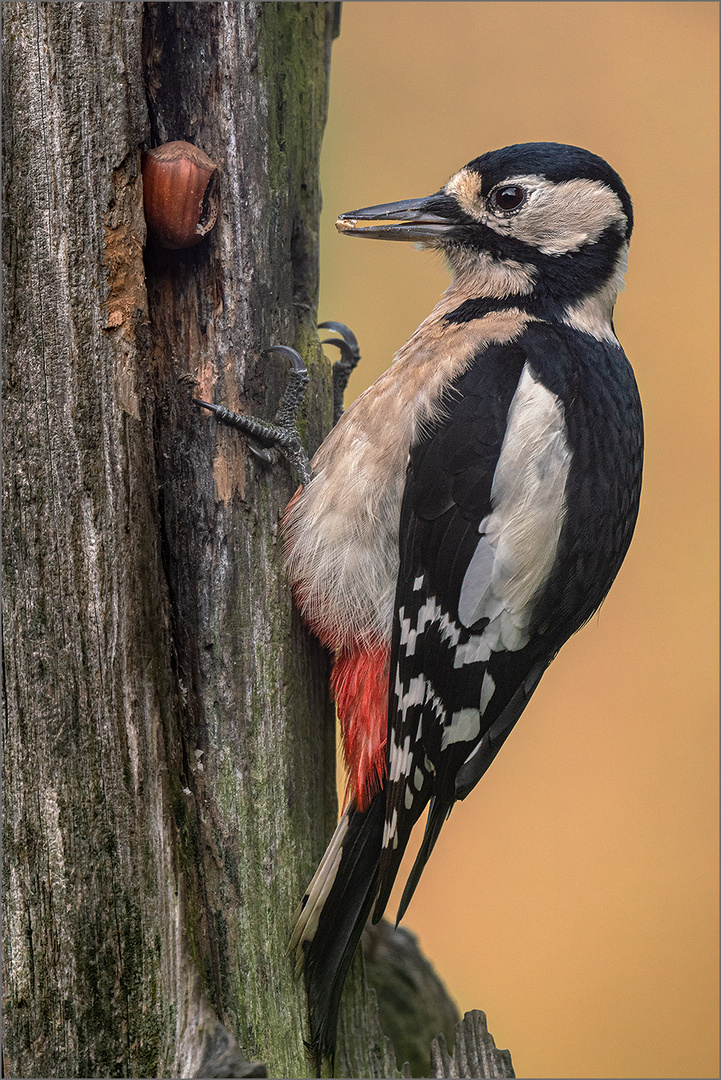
[293,792,386,1071]
[395,796,451,926]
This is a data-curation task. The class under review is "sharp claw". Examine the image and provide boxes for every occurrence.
[194,399,247,426]
[318,321,359,352]
[321,322,363,428]
[266,344,307,374]
[247,440,279,465]
[194,398,220,414]
[320,337,354,365]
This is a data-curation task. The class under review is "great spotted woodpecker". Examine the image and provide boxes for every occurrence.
[281,142,643,1068]
[196,141,643,1068]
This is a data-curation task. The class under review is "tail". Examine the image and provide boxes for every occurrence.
[290,792,386,1070]
[393,796,451,925]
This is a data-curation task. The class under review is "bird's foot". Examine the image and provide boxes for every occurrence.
[319,322,361,426]
[194,346,311,486]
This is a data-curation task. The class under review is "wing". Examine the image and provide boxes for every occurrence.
[373,338,572,922]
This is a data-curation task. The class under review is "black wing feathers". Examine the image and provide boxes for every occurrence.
[374,342,529,919]
[401,342,526,606]
[396,796,452,925]
[375,324,643,922]
[521,323,644,645]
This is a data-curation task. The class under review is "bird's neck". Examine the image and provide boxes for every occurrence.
[440,242,627,344]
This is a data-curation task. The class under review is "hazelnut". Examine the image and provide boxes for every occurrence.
[142,141,219,250]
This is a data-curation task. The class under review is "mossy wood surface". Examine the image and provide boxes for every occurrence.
[0,3,380,1076]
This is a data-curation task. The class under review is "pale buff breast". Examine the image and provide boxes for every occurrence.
[283,300,532,654]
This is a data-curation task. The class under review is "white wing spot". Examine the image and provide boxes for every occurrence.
[441,707,481,750]
[398,673,427,713]
[398,596,462,660]
[480,671,496,714]
[405,784,414,809]
[453,634,492,668]
[398,608,417,656]
[414,766,424,790]
[389,734,413,781]
[382,808,398,848]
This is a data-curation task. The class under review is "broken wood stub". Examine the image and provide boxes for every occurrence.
[431,1010,515,1079]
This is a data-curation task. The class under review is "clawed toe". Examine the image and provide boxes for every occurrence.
[319,322,361,426]
[194,325,362,486]
[194,346,311,485]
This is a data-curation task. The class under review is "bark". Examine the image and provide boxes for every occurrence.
[2,3,353,1076]
[2,5,513,1077]
[430,1012,515,1079]
[362,922,460,1080]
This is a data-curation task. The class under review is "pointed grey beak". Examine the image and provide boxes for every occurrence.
[336,194,456,242]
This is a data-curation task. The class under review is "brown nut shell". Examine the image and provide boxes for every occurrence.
[142,141,219,250]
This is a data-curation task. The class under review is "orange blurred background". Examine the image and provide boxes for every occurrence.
[317,4,719,1078]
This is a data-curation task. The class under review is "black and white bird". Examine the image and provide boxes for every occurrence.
[243,142,645,1069]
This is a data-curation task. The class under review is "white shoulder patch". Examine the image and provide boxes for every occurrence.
[458,363,570,650]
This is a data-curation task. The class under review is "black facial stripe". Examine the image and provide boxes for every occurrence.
[443,294,568,325]
[448,218,624,265]
[443,296,526,322]
[443,221,625,324]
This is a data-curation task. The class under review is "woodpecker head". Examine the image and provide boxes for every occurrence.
[336,142,633,335]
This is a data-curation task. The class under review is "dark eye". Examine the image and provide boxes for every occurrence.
[491,185,526,212]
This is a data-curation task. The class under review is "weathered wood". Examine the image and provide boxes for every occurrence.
[3,4,503,1077]
[1,3,339,1076]
[363,920,460,1079]
[430,1011,514,1079]
[140,4,340,1076]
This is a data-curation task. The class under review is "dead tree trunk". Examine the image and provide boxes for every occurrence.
[3,4,514,1077]
[1,3,381,1076]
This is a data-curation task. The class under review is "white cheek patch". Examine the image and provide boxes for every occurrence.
[563,243,628,343]
[482,175,627,256]
[458,363,571,649]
